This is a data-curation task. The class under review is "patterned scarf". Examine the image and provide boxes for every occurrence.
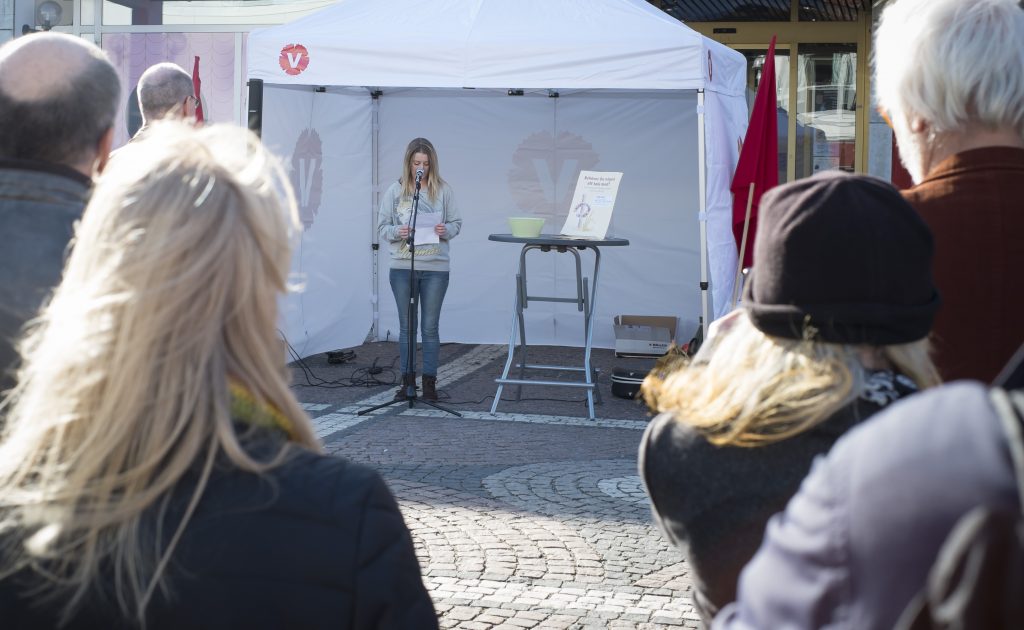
[228,378,297,440]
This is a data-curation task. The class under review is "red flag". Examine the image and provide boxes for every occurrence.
[731,36,778,269]
[192,56,205,123]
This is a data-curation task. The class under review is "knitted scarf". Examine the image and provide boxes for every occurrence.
[227,378,297,440]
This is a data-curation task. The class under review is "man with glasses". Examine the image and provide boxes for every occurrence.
[133,62,199,138]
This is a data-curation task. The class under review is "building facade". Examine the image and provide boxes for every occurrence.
[2,0,900,182]
[653,0,899,185]
[3,0,334,148]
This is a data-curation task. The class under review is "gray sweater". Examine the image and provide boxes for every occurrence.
[377,181,462,272]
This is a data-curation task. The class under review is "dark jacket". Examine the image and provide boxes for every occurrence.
[0,159,90,393]
[0,432,438,629]
[714,381,1019,630]
[639,371,916,622]
[902,147,1024,382]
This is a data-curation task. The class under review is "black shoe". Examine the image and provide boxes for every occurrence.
[422,375,438,401]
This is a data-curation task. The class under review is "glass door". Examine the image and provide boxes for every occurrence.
[795,43,858,178]
[686,6,869,182]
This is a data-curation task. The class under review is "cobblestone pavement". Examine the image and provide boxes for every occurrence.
[291,342,700,629]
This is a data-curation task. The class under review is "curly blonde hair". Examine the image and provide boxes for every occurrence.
[641,310,940,447]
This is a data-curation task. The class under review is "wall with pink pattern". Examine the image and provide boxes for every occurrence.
[103,32,238,148]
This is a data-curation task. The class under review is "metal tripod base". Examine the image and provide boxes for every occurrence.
[357,379,462,417]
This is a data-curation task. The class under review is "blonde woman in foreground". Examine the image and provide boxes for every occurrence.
[639,172,942,625]
[0,123,436,629]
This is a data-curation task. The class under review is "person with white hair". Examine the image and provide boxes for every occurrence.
[0,33,120,396]
[136,62,198,132]
[0,122,436,628]
[874,0,1024,382]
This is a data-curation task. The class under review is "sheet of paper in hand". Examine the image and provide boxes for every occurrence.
[560,171,623,239]
[413,210,441,245]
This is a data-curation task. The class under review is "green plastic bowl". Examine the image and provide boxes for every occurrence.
[508,217,545,238]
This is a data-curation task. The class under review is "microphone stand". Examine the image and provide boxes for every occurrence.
[359,172,461,417]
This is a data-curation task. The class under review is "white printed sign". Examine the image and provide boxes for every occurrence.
[559,171,623,239]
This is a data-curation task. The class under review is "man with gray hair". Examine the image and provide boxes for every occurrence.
[136,62,197,133]
[0,33,120,394]
[875,0,1024,382]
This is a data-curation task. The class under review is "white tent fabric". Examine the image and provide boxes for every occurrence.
[248,0,747,358]
[249,0,745,94]
[704,89,749,319]
[258,86,375,356]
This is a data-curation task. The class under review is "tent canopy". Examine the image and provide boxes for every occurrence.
[248,0,745,94]
[248,0,747,357]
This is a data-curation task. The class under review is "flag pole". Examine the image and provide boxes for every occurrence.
[192,56,204,123]
[731,182,755,309]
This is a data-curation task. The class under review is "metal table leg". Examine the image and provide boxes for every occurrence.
[492,244,603,419]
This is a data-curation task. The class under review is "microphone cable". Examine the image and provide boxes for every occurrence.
[280,331,400,389]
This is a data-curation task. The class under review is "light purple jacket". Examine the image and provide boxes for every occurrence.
[715,381,1020,629]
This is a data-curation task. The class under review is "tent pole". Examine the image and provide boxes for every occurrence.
[697,89,709,340]
[370,89,381,341]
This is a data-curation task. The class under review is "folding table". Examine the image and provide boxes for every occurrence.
[487,233,630,419]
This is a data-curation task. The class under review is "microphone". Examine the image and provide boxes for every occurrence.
[415,169,424,184]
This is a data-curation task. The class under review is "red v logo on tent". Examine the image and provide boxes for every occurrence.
[279,44,310,75]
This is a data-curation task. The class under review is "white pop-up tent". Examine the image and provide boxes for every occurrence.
[247,0,748,358]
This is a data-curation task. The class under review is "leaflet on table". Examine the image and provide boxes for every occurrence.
[412,210,441,245]
[559,171,623,239]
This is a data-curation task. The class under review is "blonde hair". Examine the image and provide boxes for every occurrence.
[0,121,319,624]
[399,137,444,201]
[641,310,940,447]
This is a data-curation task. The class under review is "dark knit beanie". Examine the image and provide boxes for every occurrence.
[743,171,940,345]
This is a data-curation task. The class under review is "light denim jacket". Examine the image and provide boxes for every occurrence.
[0,160,89,391]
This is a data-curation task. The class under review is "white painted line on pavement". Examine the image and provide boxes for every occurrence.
[310,412,371,439]
[397,407,649,431]
[307,343,646,437]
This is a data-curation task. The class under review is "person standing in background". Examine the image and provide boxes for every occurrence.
[875,0,1024,382]
[0,33,120,397]
[131,62,198,140]
[378,137,462,402]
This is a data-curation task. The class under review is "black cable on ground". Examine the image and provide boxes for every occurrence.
[281,331,401,389]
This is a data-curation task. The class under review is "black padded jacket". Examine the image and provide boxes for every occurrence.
[0,432,438,629]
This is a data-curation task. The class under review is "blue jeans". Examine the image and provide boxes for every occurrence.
[389,268,449,376]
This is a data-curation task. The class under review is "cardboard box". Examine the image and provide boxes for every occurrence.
[613,315,677,357]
